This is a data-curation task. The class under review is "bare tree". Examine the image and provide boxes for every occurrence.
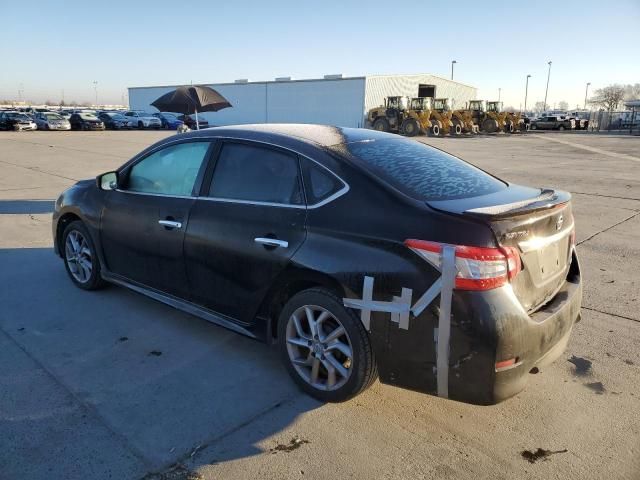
[623,83,640,101]
[558,101,568,111]
[589,84,625,112]
[533,101,546,114]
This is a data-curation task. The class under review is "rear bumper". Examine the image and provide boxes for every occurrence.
[450,250,582,405]
[374,251,582,405]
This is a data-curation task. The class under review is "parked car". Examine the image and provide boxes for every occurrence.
[34,112,71,131]
[69,113,105,130]
[123,111,162,129]
[530,116,574,131]
[177,114,209,129]
[52,125,581,405]
[98,112,133,130]
[0,111,38,131]
[153,112,185,130]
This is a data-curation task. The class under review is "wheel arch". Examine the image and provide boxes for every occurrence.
[255,266,346,343]
[55,212,82,257]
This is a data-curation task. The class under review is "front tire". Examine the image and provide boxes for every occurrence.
[277,288,377,402]
[62,221,104,290]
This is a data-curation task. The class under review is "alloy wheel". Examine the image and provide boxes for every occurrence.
[285,305,354,391]
[65,230,93,283]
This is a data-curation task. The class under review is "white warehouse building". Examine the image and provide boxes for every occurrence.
[128,73,477,128]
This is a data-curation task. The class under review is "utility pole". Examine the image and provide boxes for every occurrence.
[524,74,531,113]
[451,60,457,80]
[498,88,501,102]
[93,80,98,106]
[543,61,552,111]
[584,82,591,109]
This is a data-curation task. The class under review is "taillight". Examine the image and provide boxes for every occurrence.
[404,239,521,291]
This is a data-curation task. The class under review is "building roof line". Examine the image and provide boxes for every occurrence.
[129,73,476,91]
[128,76,367,90]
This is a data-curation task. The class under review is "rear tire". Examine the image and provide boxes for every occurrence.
[452,121,462,135]
[531,123,538,130]
[62,221,105,291]
[558,125,565,131]
[277,288,377,402]
[372,117,390,132]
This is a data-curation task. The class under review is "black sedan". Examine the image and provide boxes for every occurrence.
[52,125,582,405]
[69,113,105,131]
[0,111,38,131]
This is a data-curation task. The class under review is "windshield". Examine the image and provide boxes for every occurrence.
[80,114,98,120]
[44,114,63,120]
[10,114,30,121]
[331,137,507,201]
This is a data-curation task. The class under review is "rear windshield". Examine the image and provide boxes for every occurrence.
[331,138,506,201]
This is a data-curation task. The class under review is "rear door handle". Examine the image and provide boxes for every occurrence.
[254,237,288,248]
[159,220,182,229]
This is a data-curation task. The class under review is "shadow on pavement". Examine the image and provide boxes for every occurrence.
[0,200,54,214]
[0,247,320,480]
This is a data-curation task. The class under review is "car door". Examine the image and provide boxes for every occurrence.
[184,140,307,324]
[100,139,214,298]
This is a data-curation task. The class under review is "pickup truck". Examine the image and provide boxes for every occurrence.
[530,116,574,131]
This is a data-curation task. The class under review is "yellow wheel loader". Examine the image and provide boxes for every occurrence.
[466,100,500,133]
[430,98,454,136]
[367,96,409,134]
[486,101,510,133]
[400,97,433,137]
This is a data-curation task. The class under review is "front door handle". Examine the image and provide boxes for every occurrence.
[254,237,288,248]
[159,219,182,229]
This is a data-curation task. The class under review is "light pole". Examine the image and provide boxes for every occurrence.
[524,74,531,113]
[498,88,501,103]
[93,80,98,106]
[584,82,591,109]
[543,61,552,111]
[451,60,457,80]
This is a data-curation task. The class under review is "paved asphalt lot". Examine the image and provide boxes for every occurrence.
[0,130,638,480]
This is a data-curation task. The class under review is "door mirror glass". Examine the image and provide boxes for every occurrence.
[99,171,118,190]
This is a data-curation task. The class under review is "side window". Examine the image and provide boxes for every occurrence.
[300,157,345,205]
[126,141,211,196]
[208,142,303,205]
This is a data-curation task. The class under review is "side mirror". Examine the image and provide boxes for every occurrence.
[97,171,118,191]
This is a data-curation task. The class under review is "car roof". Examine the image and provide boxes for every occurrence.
[181,123,393,148]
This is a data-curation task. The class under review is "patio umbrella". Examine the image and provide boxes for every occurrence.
[151,85,231,130]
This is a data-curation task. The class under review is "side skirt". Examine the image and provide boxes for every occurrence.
[101,271,259,340]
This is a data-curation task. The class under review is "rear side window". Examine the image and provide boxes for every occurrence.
[209,143,303,205]
[332,138,506,200]
[301,157,344,205]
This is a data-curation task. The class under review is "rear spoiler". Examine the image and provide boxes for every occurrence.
[463,189,571,219]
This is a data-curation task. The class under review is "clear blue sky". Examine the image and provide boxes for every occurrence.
[2,0,638,108]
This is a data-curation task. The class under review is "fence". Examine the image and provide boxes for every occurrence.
[587,109,639,134]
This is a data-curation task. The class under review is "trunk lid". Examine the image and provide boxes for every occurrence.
[429,185,574,313]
